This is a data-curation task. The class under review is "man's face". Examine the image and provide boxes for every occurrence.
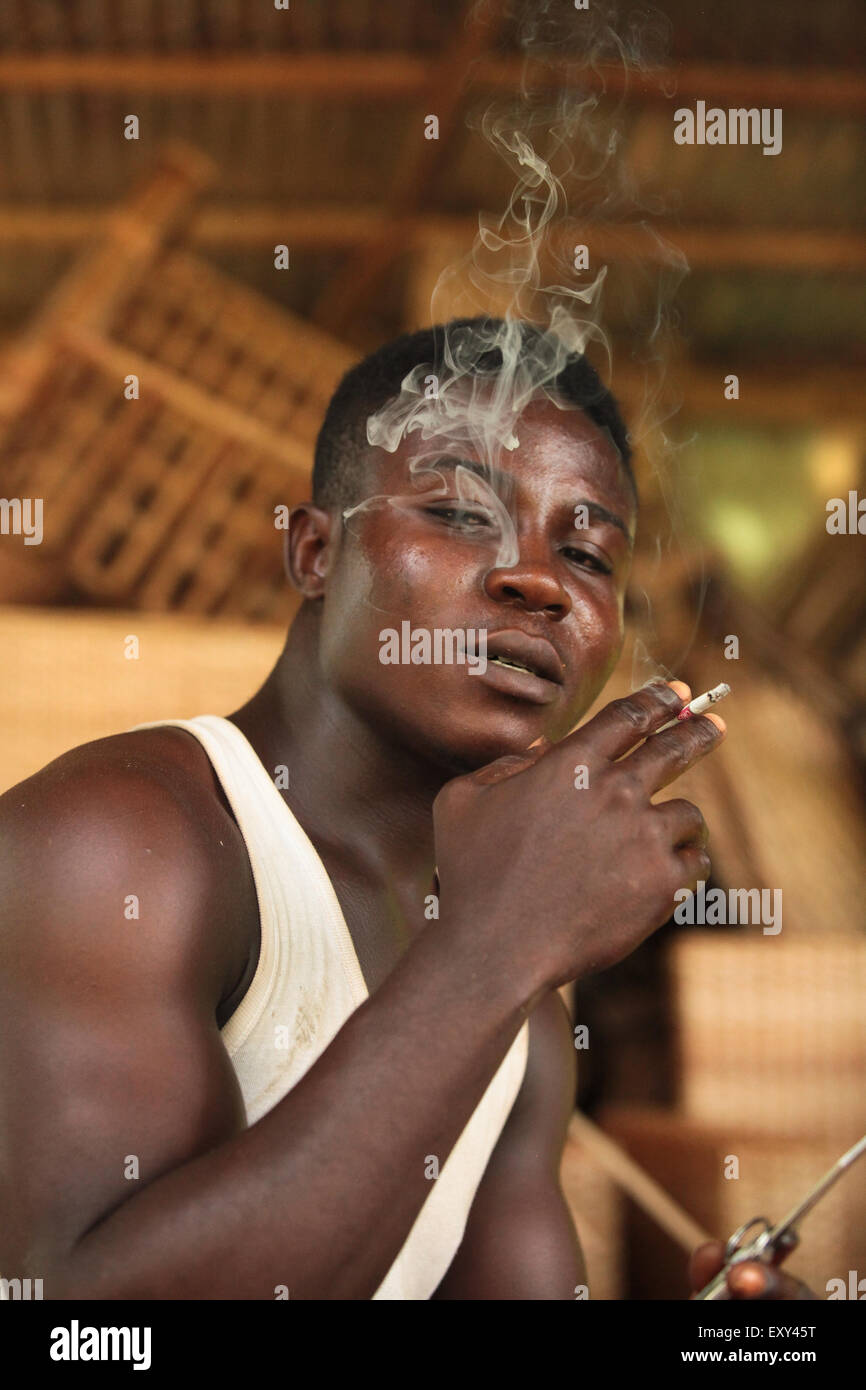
[316,390,636,772]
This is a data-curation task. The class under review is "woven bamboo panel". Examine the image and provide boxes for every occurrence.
[0,151,356,619]
[0,343,294,619]
[109,250,354,439]
[0,604,285,796]
[0,352,134,539]
[134,439,297,621]
[669,935,866,1138]
[560,1132,625,1300]
[603,1107,866,1300]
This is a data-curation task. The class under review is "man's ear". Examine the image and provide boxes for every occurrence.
[284,503,335,599]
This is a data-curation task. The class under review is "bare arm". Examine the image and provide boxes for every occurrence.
[0,745,536,1301]
[431,991,585,1299]
[1,682,721,1300]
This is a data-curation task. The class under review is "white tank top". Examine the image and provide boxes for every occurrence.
[128,713,530,1300]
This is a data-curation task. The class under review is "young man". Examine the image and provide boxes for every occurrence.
[0,317,807,1300]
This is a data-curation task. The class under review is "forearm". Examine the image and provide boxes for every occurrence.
[52,922,541,1300]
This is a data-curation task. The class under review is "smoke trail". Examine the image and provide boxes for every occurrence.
[345,0,697,676]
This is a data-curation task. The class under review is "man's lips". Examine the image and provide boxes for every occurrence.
[472,628,564,706]
[484,629,564,685]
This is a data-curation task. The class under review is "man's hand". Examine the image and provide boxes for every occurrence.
[688,1240,819,1300]
[433,677,725,997]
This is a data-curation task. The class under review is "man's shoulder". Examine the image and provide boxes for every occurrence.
[1,723,236,847]
[0,724,255,996]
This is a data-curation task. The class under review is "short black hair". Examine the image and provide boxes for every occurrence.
[312,316,634,511]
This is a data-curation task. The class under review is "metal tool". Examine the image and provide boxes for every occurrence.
[694,1133,866,1300]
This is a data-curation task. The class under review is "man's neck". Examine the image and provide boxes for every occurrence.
[229,609,449,892]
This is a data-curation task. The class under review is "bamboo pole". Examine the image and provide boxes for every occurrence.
[1,206,865,274]
[567,1110,714,1254]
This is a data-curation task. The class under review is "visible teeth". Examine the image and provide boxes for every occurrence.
[492,656,534,674]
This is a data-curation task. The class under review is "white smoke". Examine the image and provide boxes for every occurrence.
[344,0,693,651]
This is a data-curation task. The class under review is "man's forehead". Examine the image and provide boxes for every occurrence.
[384,391,630,498]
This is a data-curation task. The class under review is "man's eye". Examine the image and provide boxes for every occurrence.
[562,546,612,575]
[426,506,494,529]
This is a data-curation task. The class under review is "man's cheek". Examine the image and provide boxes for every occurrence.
[572,601,625,691]
[380,542,479,617]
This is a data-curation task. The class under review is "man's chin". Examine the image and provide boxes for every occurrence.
[368,681,580,774]
[424,720,555,777]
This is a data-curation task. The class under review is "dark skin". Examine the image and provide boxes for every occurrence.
[0,392,812,1299]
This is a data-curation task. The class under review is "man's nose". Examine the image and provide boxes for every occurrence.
[483,552,571,617]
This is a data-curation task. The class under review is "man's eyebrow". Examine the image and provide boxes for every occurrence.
[415,456,633,541]
[573,498,633,542]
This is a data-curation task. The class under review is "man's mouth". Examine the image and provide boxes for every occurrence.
[484,629,564,684]
[474,629,564,706]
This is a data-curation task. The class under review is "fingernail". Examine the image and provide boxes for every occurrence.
[667,679,692,702]
[704,712,727,734]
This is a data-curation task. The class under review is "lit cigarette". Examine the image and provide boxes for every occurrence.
[654,682,731,735]
[677,682,731,720]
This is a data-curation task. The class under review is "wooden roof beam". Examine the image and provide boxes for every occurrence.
[310,1,509,333]
[1,204,864,274]
[476,57,866,114]
[614,362,866,427]
[0,53,860,113]
[0,53,427,98]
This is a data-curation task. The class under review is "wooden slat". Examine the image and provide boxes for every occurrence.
[0,143,214,419]
[63,325,313,479]
[476,56,866,114]
[2,205,864,273]
[67,410,224,595]
[0,53,860,112]
[614,361,866,426]
[0,52,428,96]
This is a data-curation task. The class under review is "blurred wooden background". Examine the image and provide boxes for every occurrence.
[0,0,864,1298]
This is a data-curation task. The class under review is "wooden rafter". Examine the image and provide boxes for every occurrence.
[310,1,509,333]
[476,57,866,114]
[0,53,427,98]
[0,53,860,113]
[614,362,866,427]
[1,205,863,274]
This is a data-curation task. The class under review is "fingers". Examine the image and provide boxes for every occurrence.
[654,798,708,850]
[689,1242,818,1301]
[667,680,692,704]
[625,711,726,796]
[675,845,713,895]
[727,1263,818,1301]
[570,679,689,764]
[689,1240,726,1292]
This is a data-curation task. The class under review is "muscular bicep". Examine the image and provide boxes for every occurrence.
[0,754,247,1287]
